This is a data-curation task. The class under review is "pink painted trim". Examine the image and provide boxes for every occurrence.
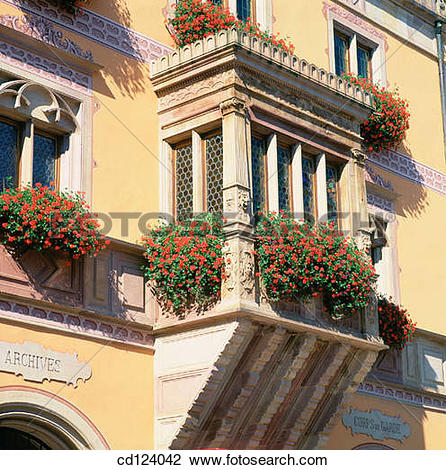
[0,39,92,94]
[369,150,446,197]
[0,385,110,448]
[358,381,446,413]
[1,0,172,63]
[0,300,154,348]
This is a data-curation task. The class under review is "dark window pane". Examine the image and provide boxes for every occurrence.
[326,165,339,227]
[357,46,371,79]
[251,137,266,214]
[237,0,251,22]
[33,133,56,188]
[302,157,315,222]
[334,33,349,76]
[0,121,18,190]
[206,133,223,214]
[277,147,291,212]
[175,144,193,220]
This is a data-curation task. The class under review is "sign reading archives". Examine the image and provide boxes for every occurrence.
[342,408,410,442]
[0,341,92,387]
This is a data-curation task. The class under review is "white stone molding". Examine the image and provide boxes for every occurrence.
[316,153,328,222]
[0,386,109,449]
[266,133,278,213]
[291,143,304,218]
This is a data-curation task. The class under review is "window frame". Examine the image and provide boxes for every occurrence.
[203,129,224,214]
[251,132,269,214]
[334,29,351,76]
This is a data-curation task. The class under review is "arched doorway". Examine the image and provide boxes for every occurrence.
[0,427,51,450]
[0,386,109,450]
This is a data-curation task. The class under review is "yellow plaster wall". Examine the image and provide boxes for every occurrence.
[0,321,154,450]
[325,393,446,450]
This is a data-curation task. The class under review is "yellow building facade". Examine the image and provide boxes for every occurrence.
[0,0,445,450]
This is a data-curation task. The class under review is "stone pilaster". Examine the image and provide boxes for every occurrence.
[219,97,256,306]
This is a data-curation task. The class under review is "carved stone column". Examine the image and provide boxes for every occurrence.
[219,98,256,307]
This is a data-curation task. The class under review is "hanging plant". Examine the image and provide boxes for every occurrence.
[343,73,410,152]
[255,213,377,319]
[169,0,295,54]
[141,214,225,317]
[0,183,108,259]
[378,296,416,350]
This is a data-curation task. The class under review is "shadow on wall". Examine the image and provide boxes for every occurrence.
[12,0,155,98]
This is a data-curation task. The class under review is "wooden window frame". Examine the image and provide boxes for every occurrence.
[357,43,373,80]
[203,129,223,213]
[325,161,342,228]
[251,131,269,214]
[334,29,351,76]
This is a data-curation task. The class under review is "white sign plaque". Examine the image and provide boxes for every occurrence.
[0,341,92,387]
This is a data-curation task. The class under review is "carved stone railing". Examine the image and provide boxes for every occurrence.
[151,27,374,109]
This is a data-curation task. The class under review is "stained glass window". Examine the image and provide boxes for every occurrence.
[357,45,372,79]
[0,121,18,190]
[302,156,315,222]
[205,133,223,214]
[334,32,350,76]
[175,143,193,220]
[33,133,56,188]
[251,137,266,214]
[277,146,291,212]
[237,0,251,21]
[326,165,339,227]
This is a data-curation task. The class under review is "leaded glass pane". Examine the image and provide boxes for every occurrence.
[175,144,193,220]
[302,156,315,222]
[277,146,291,212]
[237,0,251,21]
[33,133,56,188]
[326,165,339,227]
[206,133,223,214]
[251,137,266,214]
[0,121,17,190]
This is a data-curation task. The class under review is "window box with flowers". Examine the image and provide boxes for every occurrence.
[141,214,225,318]
[0,183,108,260]
[255,213,378,320]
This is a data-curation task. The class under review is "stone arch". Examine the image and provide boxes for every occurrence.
[0,386,109,449]
[0,79,78,132]
[353,443,394,450]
